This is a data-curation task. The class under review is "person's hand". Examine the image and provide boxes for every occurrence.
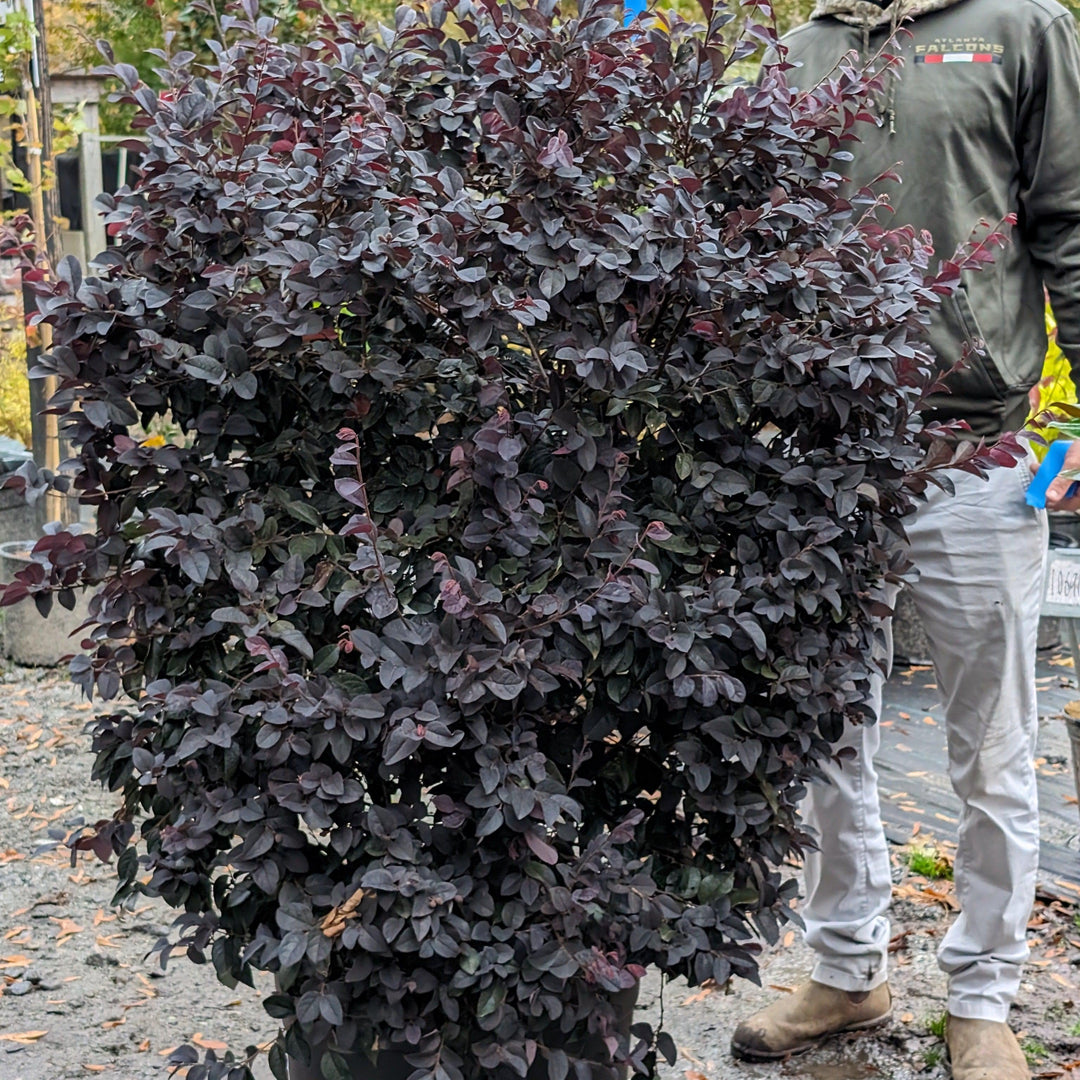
[1038,439,1080,512]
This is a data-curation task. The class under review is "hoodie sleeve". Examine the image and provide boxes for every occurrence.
[1017,14,1080,383]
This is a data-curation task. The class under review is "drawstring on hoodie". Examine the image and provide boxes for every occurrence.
[860,1,907,135]
[887,2,903,134]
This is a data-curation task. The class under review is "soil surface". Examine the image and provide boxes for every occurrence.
[0,666,1078,1080]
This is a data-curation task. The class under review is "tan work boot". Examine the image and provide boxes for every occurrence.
[945,1016,1030,1079]
[730,980,892,1061]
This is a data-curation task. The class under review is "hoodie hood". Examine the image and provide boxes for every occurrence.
[811,0,968,28]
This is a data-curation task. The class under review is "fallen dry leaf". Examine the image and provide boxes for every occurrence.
[0,1031,47,1044]
[191,1033,228,1051]
[51,918,84,945]
[680,981,717,1007]
[101,1019,125,1030]
[892,882,959,911]
[320,887,368,939]
[138,1039,151,1052]
[889,930,911,953]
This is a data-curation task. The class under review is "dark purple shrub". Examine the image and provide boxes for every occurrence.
[0,1,1018,1078]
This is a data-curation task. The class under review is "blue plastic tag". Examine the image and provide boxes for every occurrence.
[1027,438,1077,509]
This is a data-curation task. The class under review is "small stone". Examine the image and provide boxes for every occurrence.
[84,953,119,968]
[131,921,172,938]
[7,981,31,996]
[24,968,42,985]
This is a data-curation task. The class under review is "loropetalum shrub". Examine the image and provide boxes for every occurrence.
[1,2,1020,1078]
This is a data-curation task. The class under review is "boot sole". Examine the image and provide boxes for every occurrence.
[730,1011,893,1063]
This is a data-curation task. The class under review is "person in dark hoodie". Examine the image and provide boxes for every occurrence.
[731,2,1080,1078]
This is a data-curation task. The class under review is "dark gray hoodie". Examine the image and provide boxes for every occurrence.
[777,0,1080,437]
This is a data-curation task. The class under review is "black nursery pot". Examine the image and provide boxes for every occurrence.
[288,986,639,1080]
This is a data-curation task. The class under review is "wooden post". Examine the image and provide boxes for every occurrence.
[51,73,109,268]
[79,105,107,266]
[23,0,63,523]
[29,0,59,262]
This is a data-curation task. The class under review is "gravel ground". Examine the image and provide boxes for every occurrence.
[1,666,1079,1080]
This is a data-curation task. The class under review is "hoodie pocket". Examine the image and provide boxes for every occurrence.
[939,286,1009,402]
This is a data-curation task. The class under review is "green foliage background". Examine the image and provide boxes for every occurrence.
[48,1,399,132]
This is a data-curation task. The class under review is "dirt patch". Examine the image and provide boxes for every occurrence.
[800,1059,879,1080]
[0,665,1078,1079]
[0,668,276,1080]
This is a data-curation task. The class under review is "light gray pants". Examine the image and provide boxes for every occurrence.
[802,461,1047,1021]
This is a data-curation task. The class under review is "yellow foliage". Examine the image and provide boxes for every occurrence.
[0,334,30,449]
[1029,307,1076,460]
